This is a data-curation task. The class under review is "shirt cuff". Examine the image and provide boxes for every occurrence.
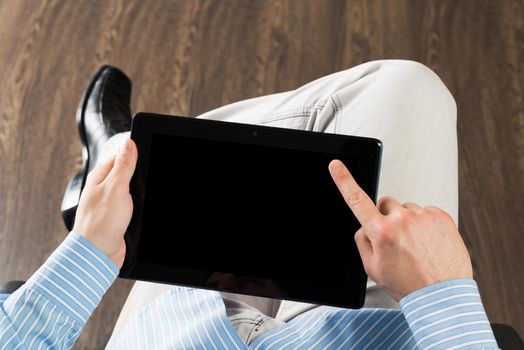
[400,279,498,350]
[21,231,119,324]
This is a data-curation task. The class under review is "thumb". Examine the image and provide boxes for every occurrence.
[354,227,374,274]
[109,138,137,186]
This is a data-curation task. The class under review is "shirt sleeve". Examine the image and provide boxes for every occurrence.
[0,231,119,349]
[400,278,499,350]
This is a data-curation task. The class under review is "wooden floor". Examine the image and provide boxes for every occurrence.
[0,0,522,348]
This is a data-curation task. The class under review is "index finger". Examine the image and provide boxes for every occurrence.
[328,159,381,226]
[86,157,115,186]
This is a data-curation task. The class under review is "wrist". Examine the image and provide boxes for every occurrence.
[74,228,125,269]
[70,231,122,271]
[20,232,119,325]
[399,279,497,349]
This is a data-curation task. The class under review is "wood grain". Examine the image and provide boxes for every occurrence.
[0,0,522,347]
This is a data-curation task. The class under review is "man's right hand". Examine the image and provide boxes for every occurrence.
[328,159,473,301]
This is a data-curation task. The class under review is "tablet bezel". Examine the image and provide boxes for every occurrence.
[120,113,382,309]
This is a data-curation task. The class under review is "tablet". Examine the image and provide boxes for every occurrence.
[120,113,382,309]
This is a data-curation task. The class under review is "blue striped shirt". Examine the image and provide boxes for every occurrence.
[0,233,498,349]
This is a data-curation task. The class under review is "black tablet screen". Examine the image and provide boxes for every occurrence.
[137,133,363,289]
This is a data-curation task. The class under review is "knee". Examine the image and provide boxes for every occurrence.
[381,60,456,118]
[337,60,456,117]
[392,60,451,93]
[337,60,457,130]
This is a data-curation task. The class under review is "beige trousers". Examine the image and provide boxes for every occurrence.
[105,60,458,347]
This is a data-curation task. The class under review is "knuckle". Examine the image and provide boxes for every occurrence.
[371,218,387,232]
[344,189,365,205]
[425,205,441,214]
[423,207,458,230]
[117,157,131,168]
[371,219,394,245]
[104,175,120,189]
[354,228,365,241]
[406,202,421,209]
[393,209,414,223]
[362,263,375,278]
[424,205,434,211]
[426,205,454,221]
[376,230,394,245]
[410,207,423,215]
[439,210,457,227]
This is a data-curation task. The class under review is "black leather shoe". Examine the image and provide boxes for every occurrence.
[61,66,132,231]
[0,280,25,294]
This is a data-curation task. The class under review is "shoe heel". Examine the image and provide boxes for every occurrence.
[61,171,82,231]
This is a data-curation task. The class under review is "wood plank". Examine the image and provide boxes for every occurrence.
[0,1,522,347]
